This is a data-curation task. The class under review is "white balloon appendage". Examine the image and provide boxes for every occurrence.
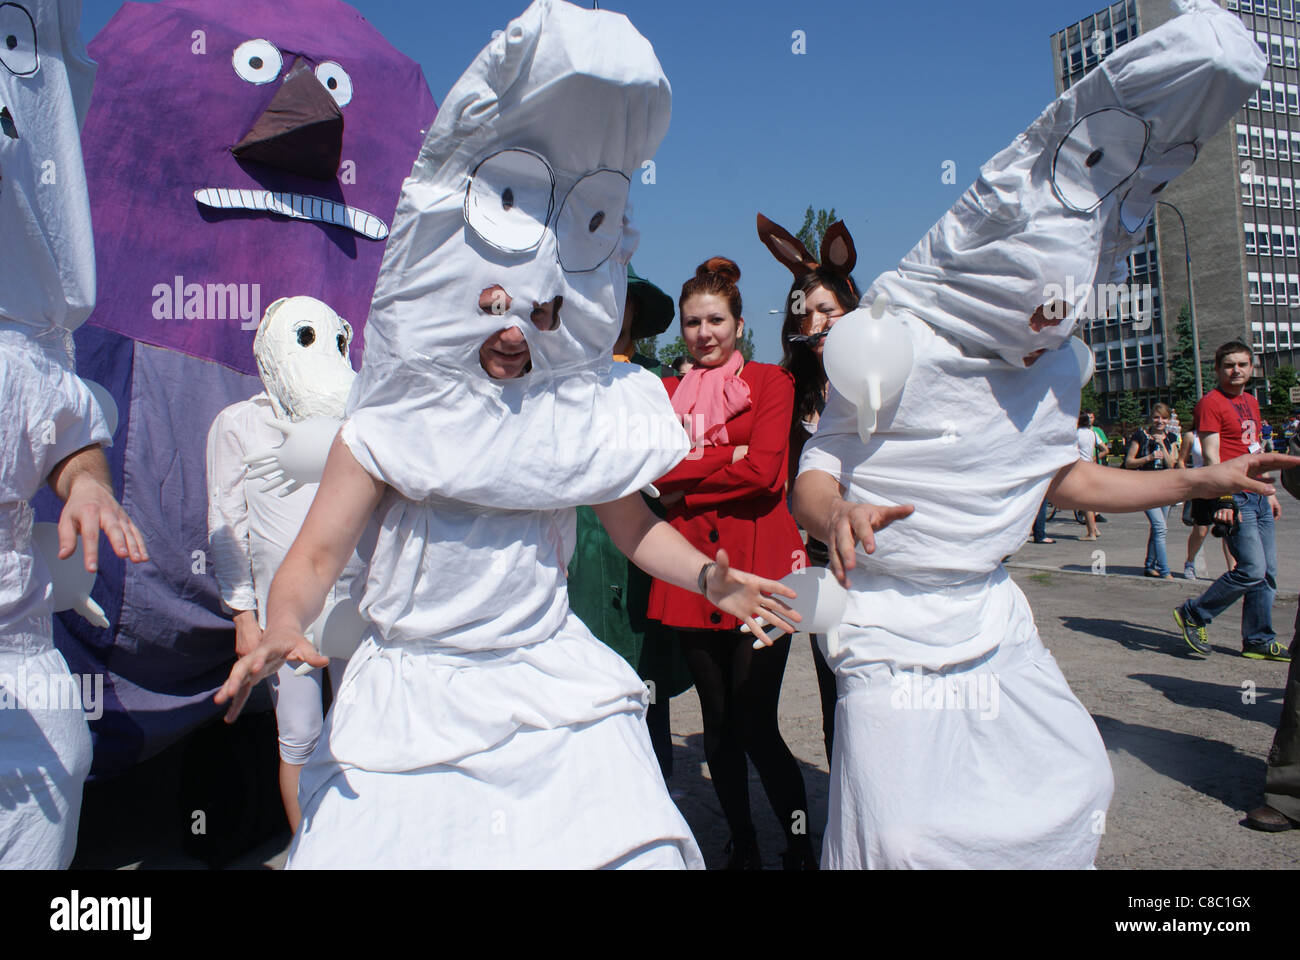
[1067,336,1095,384]
[292,595,369,675]
[31,522,110,628]
[243,415,341,497]
[742,566,848,655]
[823,294,914,444]
[84,380,120,437]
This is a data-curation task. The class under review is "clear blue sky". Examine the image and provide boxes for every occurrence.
[80,0,1103,363]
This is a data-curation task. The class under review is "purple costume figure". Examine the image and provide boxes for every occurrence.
[34,0,436,775]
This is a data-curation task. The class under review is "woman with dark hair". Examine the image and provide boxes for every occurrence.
[758,213,860,768]
[648,256,814,869]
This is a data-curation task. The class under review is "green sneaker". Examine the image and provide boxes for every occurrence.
[1243,641,1291,662]
[1173,606,1210,657]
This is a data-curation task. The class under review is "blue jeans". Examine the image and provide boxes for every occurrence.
[1144,505,1170,576]
[1185,492,1277,648]
[1032,497,1049,541]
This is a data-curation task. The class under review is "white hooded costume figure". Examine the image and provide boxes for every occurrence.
[0,0,110,868]
[800,0,1265,868]
[206,296,363,767]
[286,0,701,868]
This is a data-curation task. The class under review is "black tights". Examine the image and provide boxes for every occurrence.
[676,628,811,853]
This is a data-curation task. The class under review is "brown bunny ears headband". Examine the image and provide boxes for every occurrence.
[756,212,859,297]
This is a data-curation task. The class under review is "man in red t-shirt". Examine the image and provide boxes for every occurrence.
[1174,342,1288,662]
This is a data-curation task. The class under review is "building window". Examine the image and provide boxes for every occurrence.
[1290,85,1299,114]
[1274,226,1285,254]
[1226,0,1238,10]
[1238,123,1250,155]
[1284,179,1294,207]
[1270,0,1282,18]
[1261,83,1274,112]
[1243,175,1254,203]
[1247,224,1258,253]
[1270,176,1282,205]
[1266,325,1278,348]
[1252,322,1264,350]
[1287,227,1297,257]
[1284,0,1294,19]
[1252,126,1264,155]
[1251,273,1262,303]
[1266,130,1278,157]
[1281,134,1291,160]
[1274,40,1284,66]
[1291,275,1300,306]
[1256,174,1267,204]
[1288,38,1298,67]
[1264,276,1275,304]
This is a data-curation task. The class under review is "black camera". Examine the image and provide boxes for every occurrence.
[1210,502,1239,539]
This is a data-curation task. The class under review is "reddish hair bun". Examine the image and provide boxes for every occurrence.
[681,256,743,320]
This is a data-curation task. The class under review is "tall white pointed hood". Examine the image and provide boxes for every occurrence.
[0,0,97,341]
[343,0,688,507]
[865,0,1264,368]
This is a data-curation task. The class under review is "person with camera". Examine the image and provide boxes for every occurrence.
[1174,343,1289,660]
[1125,403,1177,579]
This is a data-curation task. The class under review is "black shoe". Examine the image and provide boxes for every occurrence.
[1245,804,1299,832]
[724,834,761,870]
[1096,514,1108,522]
[781,848,819,870]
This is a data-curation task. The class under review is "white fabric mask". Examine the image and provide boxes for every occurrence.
[866,0,1264,368]
[0,0,96,337]
[343,0,688,508]
[253,296,356,421]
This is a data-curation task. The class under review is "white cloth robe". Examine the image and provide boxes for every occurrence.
[285,420,704,869]
[0,330,108,868]
[800,318,1114,869]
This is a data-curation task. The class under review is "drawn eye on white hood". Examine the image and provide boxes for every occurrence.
[465,148,555,253]
[1052,107,1149,212]
[0,2,38,76]
[1119,141,1198,232]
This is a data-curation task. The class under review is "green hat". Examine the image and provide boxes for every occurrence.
[626,264,674,340]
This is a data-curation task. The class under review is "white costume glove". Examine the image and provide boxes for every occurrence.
[243,415,341,497]
[32,522,110,629]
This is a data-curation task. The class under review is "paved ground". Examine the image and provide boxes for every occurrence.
[75,505,1300,870]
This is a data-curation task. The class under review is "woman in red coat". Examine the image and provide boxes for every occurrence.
[648,256,814,869]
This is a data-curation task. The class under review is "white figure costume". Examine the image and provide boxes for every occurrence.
[206,298,361,766]
[800,0,1264,868]
[0,0,109,868]
[286,0,702,869]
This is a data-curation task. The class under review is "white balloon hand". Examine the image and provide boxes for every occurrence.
[31,523,110,628]
[243,415,341,497]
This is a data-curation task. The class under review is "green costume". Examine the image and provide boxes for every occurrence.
[567,353,693,701]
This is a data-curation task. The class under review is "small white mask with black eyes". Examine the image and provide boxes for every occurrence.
[253,295,356,421]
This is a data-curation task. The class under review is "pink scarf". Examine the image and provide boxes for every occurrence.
[671,351,752,445]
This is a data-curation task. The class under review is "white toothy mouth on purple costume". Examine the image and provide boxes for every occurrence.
[194,187,388,240]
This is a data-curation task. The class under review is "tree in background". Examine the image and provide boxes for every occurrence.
[796,206,840,254]
[655,329,755,368]
[1266,363,1298,424]
[1168,303,1214,413]
[1080,378,1100,418]
[1117,391,1142,433]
